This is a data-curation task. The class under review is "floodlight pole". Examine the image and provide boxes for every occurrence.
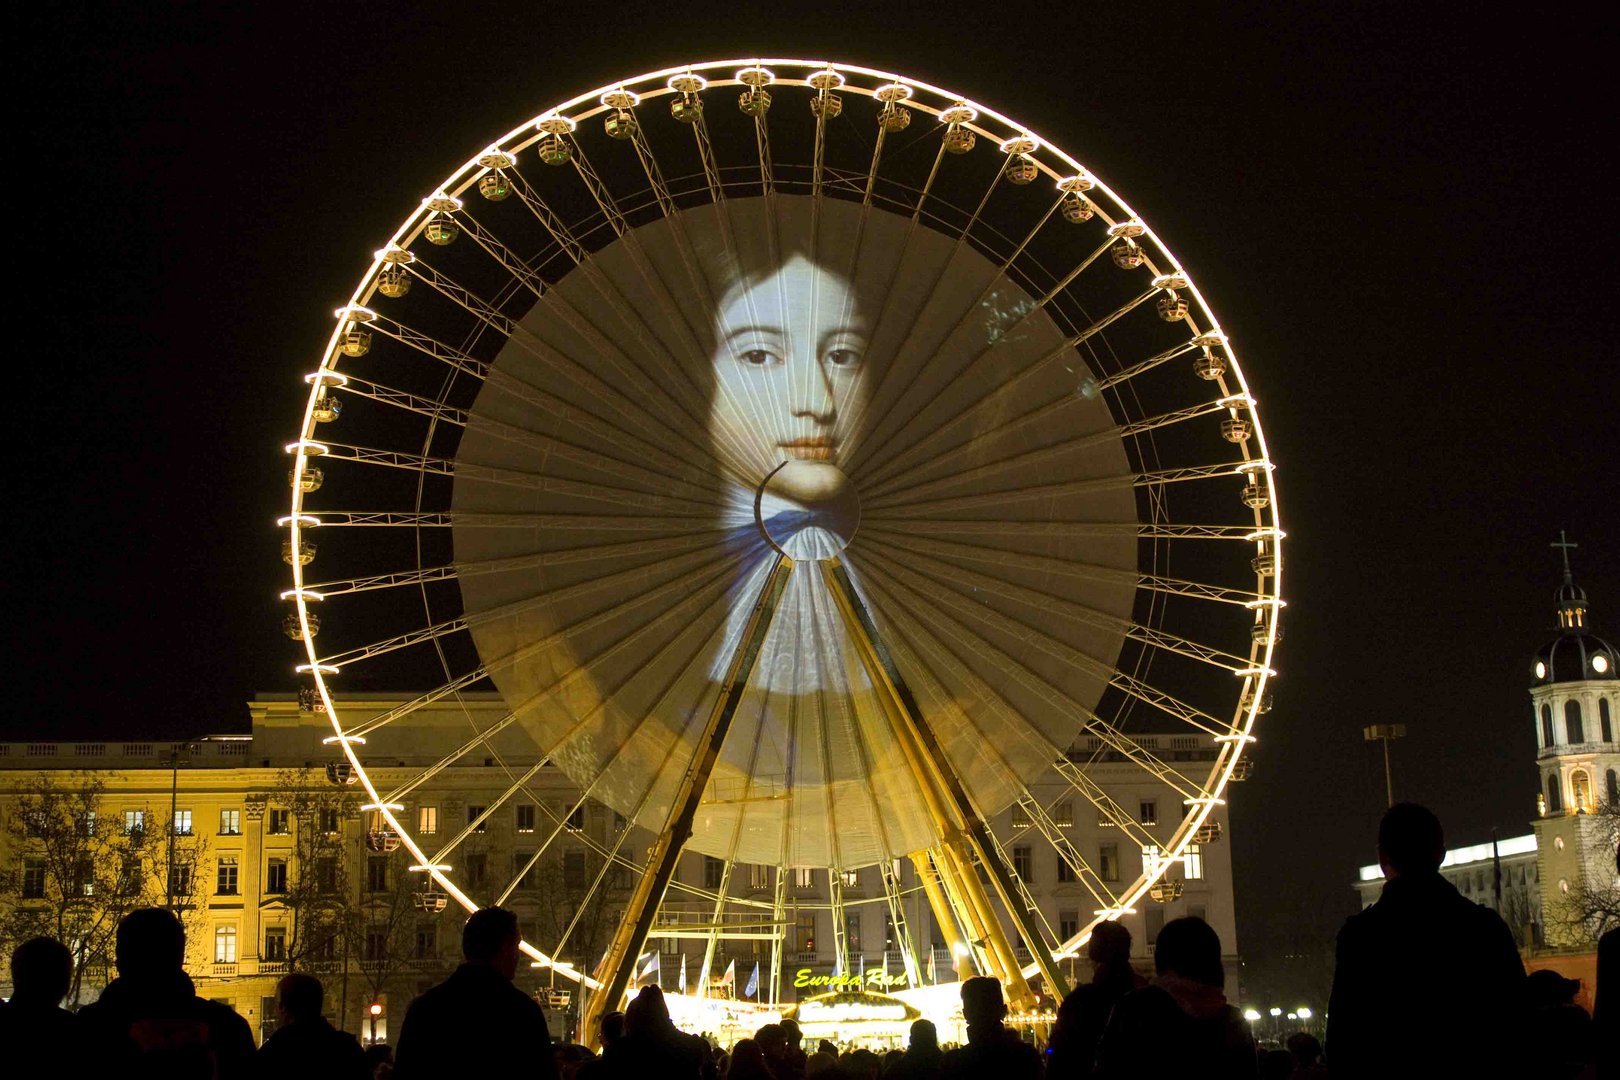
[1362,724,1406,807]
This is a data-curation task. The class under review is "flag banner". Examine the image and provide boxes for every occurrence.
[721,958,736,987]
[637,950,661,985]
[678,953,687,994]
[745,961,760,999]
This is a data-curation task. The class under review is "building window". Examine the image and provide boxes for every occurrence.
[264,927,287,962]
[418,805,438,835]
[514,852,537,890]
[314,857,338,894]
[1138,800,1158,826]
[516,805,536,833]
[1058,910,1080,939]
[846,912,862,953]
[268,809,290,835]
[266,858,288,894]
[169,862,193,898]
[219,809,241,836]
[1571,769,1594,814]
[364,931,387,962]
[1607,769,1618,808]
[794,867,815,889]
[1601,698,1613,742]
[1099,843,1119,882]
[1142,844,1162,874]
[216,857,239,896]
[1184,844,1205,880]
[22,858,46,898]
[796,914,816,952]
[1566,700,1585,744]
[320,808,340,834]
[563,851,586,889]
[1145,907,1165,945]
[839,868,860,888]
[703,857,725,889]
[465,853,488,889]
[214,924,237,964]
[1053,801,1074,827]
[1056,858,1077,884]
[468,806,487,833]
[1010,804,1031,829]
[1012,845,1033,882]
[567,805,586,831]
[749,864,771,890]
[366,855,389,893]
[173,809,193,837]
[414,925,436,960]
[1547,773,1563,814]
[123,810,146,836]
[1541,704,1555,747]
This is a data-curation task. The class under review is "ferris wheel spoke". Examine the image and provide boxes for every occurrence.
[427,759,552,863]
[1048,760,1162,849]
[496,166,588,263]
[364,312,489,380]
[1010,789,1121,911]
[863,545,1239,744]
[353,671,493,743]
[441,209,546,297]
[563,136,631,238]
[849,277,1157,488]
[857,530,1252,674]
[291,509,712,532]
[1097,338,1209,390]
[863,460,1251,516]
[398,255,518,333]
[853,554,1205,798]
[863,395,1238,507]
[378,709,519,803]
[336,373,469,425]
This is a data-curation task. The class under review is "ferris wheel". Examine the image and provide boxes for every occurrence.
[280,58,1283,1026]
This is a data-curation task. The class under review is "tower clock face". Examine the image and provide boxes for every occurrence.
[1536,661,1547,679]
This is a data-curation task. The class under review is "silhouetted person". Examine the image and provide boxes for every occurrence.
[603,984,711,1077]
[886,1018,944,1079]
[1046,920,1145,1077]
[0,936,78,1068]
[939,976,1042,1080]
[1283,1032,1328,1078]
[778,1016,808,1080]
[1592,840,1618,1080]
[1525,969,1590,1080]
[1326,803,1526,1077]
[393,907,558,1080]
[727,1037,774,1080]
[576,1011,623,1079]
[257,972,368,1079]
[363,1042,395,1079]
[1093,916,1256,1079]
[77,907,255,1079]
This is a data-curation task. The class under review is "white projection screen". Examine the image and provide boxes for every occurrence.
[453,195,1135,868]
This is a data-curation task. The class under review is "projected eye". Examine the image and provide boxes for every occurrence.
[826,347,861,367]
[739,348,780,366]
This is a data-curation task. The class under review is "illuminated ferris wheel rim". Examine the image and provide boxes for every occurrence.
[281,56,1285,990]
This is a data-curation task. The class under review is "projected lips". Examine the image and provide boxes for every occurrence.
[452,195,1135,867]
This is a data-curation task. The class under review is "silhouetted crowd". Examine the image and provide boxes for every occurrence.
[0,803,1612,1078]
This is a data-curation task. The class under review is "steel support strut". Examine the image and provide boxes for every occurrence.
[580,553,794,1044]
[820,558,1071,1006]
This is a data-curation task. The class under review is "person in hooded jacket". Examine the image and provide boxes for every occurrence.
[1092,916,1257,1080]
[77,907,256,1080]
[601,985,713,1078]
[1045,919,1146,1078]
[939,977,1043,1080]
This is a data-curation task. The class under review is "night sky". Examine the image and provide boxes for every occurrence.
[14,3,1617,983]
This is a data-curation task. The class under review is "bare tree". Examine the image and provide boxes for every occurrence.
[269,769,361,978]
[0,773,207,1005]
[354,845,431,1016]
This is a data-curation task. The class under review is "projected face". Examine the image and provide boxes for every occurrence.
[708,255,871,480]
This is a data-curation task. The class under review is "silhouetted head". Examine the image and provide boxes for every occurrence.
[363,1044,394,1068]
[1260,1048,1295,1080]
[780,1017,802,1048]
[1286,1031,1323,1065]
[115,908,186,978]
[1526,968,1581,1008]
[598,1009,625,1047]
[755,1023,787,1055]
[1153,916,1225,988]
[960,976,1007,1027]
[1088,920,1133,968]
[11,936,72,1006]
[908,1018,938,1050]
[1377,802,1445,879]
[462,907,520,979]
[277,972,324,1023]
[625,984,672,1035]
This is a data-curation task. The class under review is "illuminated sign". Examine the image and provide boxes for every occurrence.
[787,989,920,1026]
[793,967,910,991]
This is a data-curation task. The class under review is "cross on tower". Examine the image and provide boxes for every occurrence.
[1552,530,1578,582]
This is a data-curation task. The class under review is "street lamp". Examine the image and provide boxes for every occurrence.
[1362,724,1407,807]
[1243,1008,1261,1022]
[1268,1007,1281,1017]
[369,1001,383,1044]
[1297,1006,1313,1019]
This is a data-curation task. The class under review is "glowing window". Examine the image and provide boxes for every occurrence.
[1571,769,1594,814]
[1541,704,1555,748]
[1566,700,1585,743]
[1184,844,1205,880]
[1601,698,1613,742]
[214,924,237,964]
[417,805,438,835]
